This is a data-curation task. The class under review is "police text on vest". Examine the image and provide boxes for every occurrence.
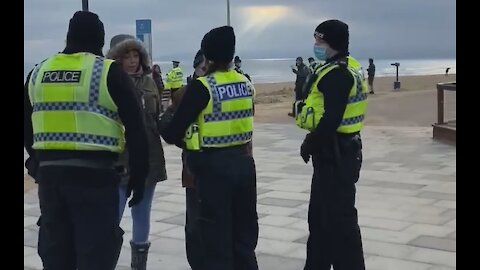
[41,70,82,83]
[215,83,252,101]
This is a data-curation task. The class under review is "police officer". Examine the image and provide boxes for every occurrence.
[187,50,207,84]
[233,55,251,81]
[161,26,258,270]
[307,57,320,73]
[165,60,184,97]
[296,20,368,270]
[162,49,207,269]
[23,11,149,270]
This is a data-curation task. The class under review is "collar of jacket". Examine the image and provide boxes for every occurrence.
[326,52,349,64]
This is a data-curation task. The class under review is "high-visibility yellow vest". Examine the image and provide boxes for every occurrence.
[28,52,125,153]
[296,56,368,133]
[184,70,254,150]
[166,67,184,89]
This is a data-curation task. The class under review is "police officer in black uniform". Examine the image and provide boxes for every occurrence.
[299,20,367,270]
[24,11,148,270]
[161,26,258,270]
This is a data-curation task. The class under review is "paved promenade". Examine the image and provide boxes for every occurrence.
[24,123,456,270]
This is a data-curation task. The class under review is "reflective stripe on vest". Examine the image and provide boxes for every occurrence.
[337,56,368,132]
[30,61,46,86]
[203,131,253,146]
[33,102,119,121]
[33,133,119,146]
[29,53,125,153]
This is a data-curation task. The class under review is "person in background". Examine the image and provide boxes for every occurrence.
[308,56,320,72]
[165,60,184,98]
[187,50,207,84]
[152,64,166,111]
[234,55,251,81]
[367,58,375,94]
[106,34,167,270]
[161,49,207,269]
[289,56,311,117]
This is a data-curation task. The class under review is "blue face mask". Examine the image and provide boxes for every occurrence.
[314,45,327,61]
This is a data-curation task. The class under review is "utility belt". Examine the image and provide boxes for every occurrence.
[336,133,362,153]
[314,132,362,161]
[38,158,115,170]
[188,143,250,155]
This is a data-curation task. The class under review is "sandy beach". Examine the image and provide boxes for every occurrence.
[254,74,456,126]
[24,74,456,192]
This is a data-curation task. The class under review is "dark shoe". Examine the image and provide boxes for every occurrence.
[288,112,294,117]
[369,91,375,94]
[130,241,150,270]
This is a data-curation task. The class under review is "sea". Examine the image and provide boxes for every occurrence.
[24,58,456,84]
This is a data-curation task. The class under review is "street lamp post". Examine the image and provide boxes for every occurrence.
[82,0,89,11]
[227,0,231,26]
[390,62,401,90]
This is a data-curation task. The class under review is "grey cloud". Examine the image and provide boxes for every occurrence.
[24,0,455,65]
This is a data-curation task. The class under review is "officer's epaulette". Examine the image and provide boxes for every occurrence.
[33,58,48,68]
[335,57,348,69]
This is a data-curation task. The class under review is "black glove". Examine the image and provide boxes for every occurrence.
[157,106,175,135]
[300,134,315,164]
[25,156,39,179]
[127,177,145,207]
[300,140,311,164]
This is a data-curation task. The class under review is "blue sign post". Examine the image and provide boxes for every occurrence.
[136,19,153,62]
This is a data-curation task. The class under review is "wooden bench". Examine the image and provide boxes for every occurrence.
[433,82,456,145]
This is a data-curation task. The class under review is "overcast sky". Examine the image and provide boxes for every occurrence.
[24,0,456,64]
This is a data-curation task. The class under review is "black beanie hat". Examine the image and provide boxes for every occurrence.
[193,49,205,68]
[201,26,235,63]
[315,20,349,53]
[66,11,105,49]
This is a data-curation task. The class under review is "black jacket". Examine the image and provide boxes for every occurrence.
[293,63,310,87]
[367,63,375,78]
[161,79,209,146]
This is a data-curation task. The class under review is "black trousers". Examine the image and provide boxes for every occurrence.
[304,136,366,270]
[187,146,259,270]
[185,187,202,269]
[36,165,123,270]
